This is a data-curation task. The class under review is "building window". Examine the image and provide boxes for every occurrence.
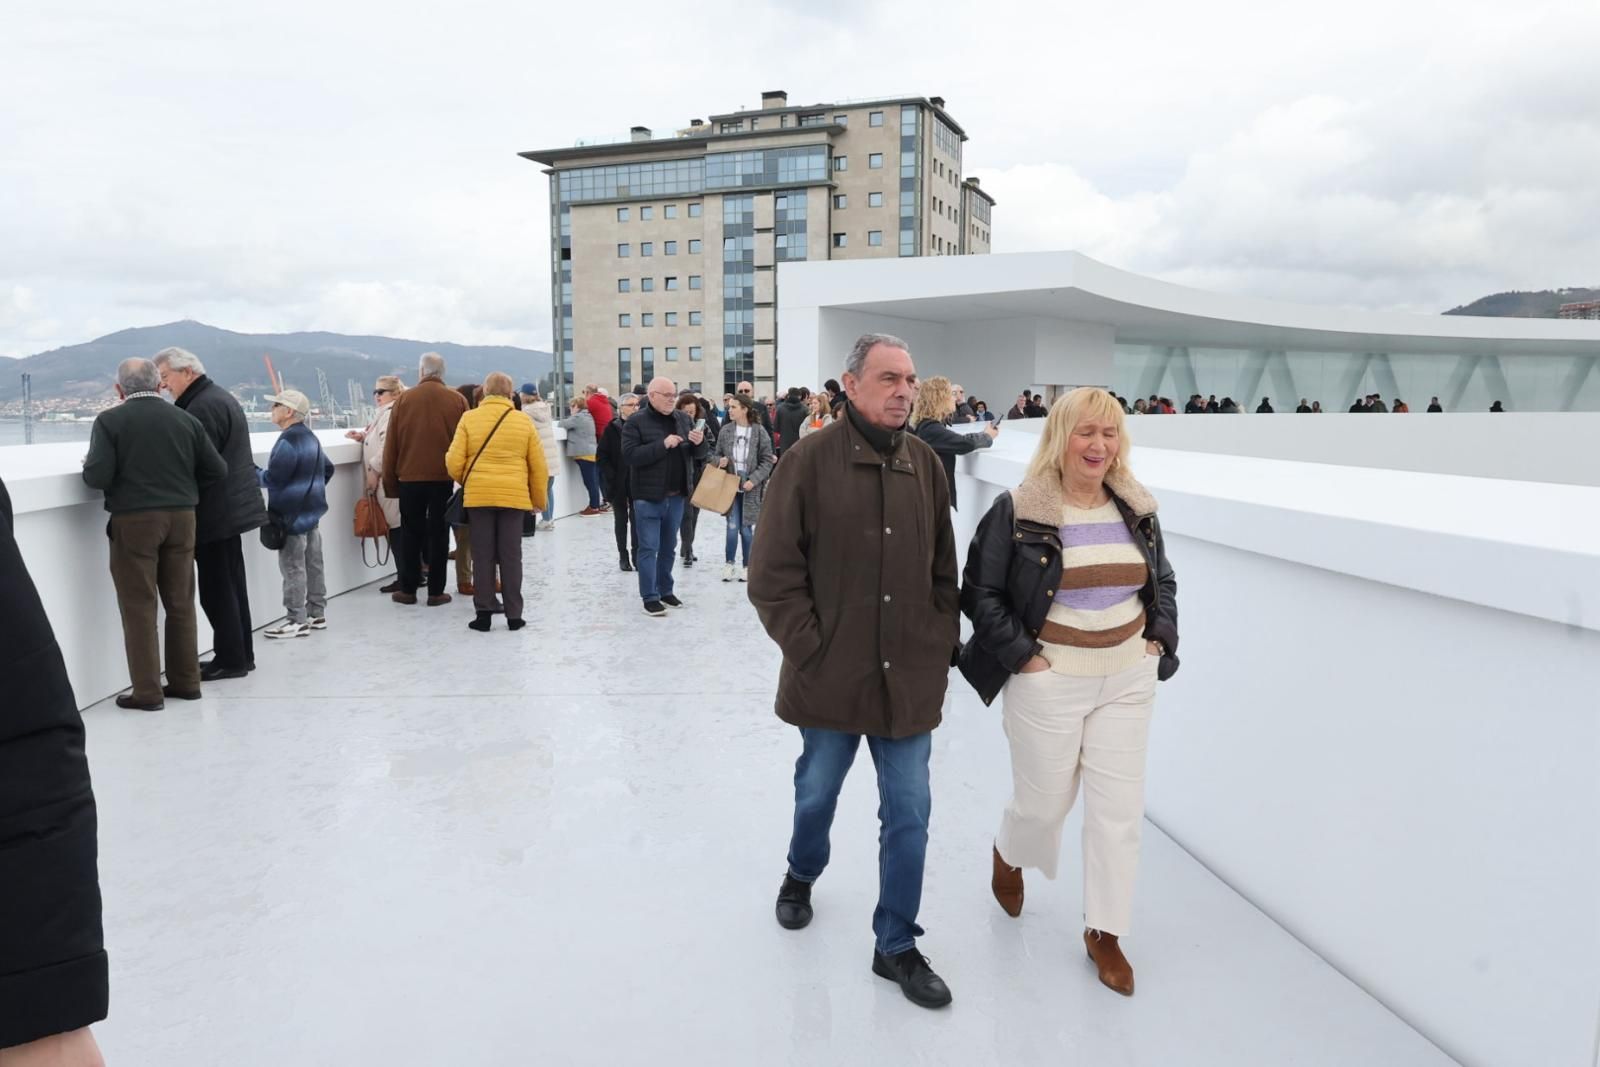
[664,204,677,218]
[798,112,827,127]
[688,239,702,253]
[868,192,883,208]
[640,206,654,220]
[834,114,848,126]
[719,121,743,133]
[869,153,883,169]
[834,194,847,209]
[833,156,847,171]
[618,348,632,389]
[689,346,703,361]
[688,203,702,217]
[642,277,655,291]
[617,278,631,292]
[665,276,679,290]
[688,275,702,289]
[665,241,677,255]
[641,347,655,379]
[642,313,654,326]
[619,314,632,327]
[869,111,884,127]
[617,207,630,222]
[617,243,631,257]
[641,242,653,257]
[665,312,678,326]
[868,230,883,246]
[832,233,847,248]
[688,310,702,325]
[666,346,679,361]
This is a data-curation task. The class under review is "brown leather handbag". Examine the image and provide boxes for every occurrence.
[354,492,391,566]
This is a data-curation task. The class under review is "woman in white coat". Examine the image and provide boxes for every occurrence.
[522,385,561,531]
[348,375,404,590]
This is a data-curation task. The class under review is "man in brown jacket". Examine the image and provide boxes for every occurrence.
[382,352,468,605]
[747,333,960,1010]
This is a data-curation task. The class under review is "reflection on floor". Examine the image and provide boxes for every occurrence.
[84,510,1451,1065]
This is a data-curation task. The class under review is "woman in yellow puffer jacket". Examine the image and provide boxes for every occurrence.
[445,372,549,632]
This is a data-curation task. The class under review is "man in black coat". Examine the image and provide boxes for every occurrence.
[156,348,267,680]
[0,477,109,1065]
[622,376,704,616]
[596,392,640,571]
[772,387,808,457]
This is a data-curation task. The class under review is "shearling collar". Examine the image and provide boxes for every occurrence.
[1011,466,1159,525]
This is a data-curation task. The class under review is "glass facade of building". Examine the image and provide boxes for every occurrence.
[722,195,756,393]
[899,105,921,257]
[774,192,808,263]
[1113,344,1600,413]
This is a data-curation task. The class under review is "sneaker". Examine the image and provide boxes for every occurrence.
[539,520,556,531]
[738,565,748,583]
[264,621,311,639]
[660,594,684,609]
[599,502,612,512]
[775,874,813,930]
[871,948,953,1009]
[642,600,667,618]
[722,563,736,582]
[309,616,327,631]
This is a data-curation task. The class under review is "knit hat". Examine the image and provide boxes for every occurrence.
[268,389,311,418]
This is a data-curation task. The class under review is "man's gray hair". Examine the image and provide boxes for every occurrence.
[845,333,909,378]
[152,346,205,376]
[117,358,160,394]
[418,351,446,379]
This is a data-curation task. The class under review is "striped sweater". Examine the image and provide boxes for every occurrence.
[1038,499,1150,677]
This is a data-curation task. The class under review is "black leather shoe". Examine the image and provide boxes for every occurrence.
[200,660,255,673]
[619,553,634,572]
[162,685,203,701]
[116,694,164,711]
[872,948,953,1009]
[775,874,813,930]
[201,663,249,681]
[379,581,402,594]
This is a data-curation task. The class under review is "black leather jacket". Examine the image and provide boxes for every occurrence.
[957,473,1179,706]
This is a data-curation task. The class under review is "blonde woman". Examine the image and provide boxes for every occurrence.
[444,373,548,632]
[956,387,1179,998]
[909,375,997,510]
[798,391,834,439]
[348,375,404,590]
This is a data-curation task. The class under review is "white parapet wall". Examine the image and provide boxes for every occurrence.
[949,426,1600,1067]
[1,429,588,710]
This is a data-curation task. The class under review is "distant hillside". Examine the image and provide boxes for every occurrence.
[1443,288,1600,318]
[0,321,554,405]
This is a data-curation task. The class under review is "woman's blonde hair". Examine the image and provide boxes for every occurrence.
[909,376,955,428]
[482,372,515,398]
[375,374,404,394]
[1025,387,1132,483]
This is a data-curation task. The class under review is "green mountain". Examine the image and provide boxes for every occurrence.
[1443,288,1600,318]
[0,321,554,406]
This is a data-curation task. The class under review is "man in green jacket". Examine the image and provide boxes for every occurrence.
[81,358,227,710]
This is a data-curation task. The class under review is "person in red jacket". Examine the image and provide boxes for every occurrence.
[583,385,615,508]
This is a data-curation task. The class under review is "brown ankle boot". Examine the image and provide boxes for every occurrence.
[991,845,1023,917]
[1084,928,1134,996]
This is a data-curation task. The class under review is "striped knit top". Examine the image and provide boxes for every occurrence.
[1037,500,1150,677]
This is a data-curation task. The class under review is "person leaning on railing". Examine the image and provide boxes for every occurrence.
[0,478,109,1067]
[957,386,1179,999]
[908,375,997,511]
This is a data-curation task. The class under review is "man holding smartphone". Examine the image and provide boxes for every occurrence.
[621,377,704,617]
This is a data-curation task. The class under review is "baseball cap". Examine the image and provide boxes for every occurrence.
[519,382,538,395]
[268,389,311,418]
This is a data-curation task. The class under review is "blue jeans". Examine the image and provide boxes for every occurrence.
[786,727,933,956]
[541,475,555,522]
[633,495,685,602]
[725,492,754,565]
[576,459,602,509]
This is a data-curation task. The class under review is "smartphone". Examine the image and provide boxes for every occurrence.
[693,418,707,432]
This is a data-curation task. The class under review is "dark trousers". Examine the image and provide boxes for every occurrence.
[397,481,453,597]
[108,510,200,702]
[680,460,704,560]
[612,493,638,561]
[787,727,933,956]
[195,534,253,669]
[467,508,525,618]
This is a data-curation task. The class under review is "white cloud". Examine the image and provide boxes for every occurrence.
[1,0,1597,356]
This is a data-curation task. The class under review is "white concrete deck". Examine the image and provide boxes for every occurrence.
[83,510,1453,1066]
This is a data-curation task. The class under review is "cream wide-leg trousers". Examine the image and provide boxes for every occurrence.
[995,653,1158,936]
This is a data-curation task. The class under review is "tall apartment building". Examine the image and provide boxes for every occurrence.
[1557,300,1600,320]
[520,90,996,400]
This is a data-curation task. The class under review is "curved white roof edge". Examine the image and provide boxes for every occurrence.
[777,250,1600,353]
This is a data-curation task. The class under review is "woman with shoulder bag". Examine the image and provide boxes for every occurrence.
[707,393,775,583]
[348,375,404,590]
[957,387,1179,998]
[444,373,548,633]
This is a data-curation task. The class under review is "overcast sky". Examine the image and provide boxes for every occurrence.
[2,0,1597,358]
